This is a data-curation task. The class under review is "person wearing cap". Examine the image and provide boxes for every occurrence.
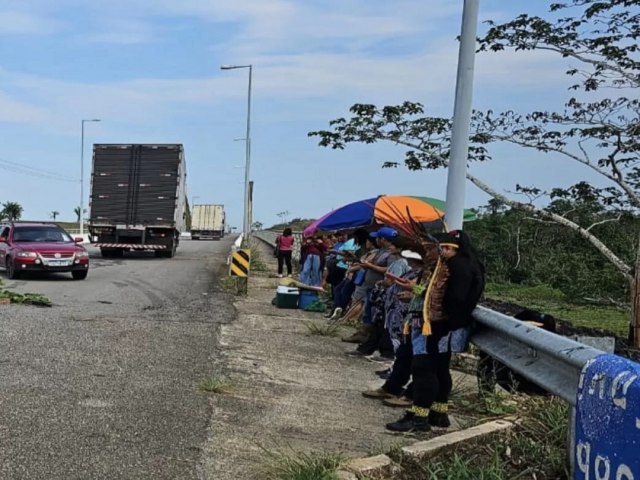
[386,230,485,433]
[362,249,425,403]
[344,227,400,349]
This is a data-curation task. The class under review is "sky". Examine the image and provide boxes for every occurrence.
[0,0,609,229]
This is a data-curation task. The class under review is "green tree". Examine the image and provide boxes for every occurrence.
[73,206,86,223]
[1,202,23,221]
[50,211,60,221]
[309,0,640,344]
[252,221,264,231]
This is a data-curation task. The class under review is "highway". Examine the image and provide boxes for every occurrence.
[0,238,236,479]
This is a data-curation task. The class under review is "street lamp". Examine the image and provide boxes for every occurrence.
[220,64,252,242]
[80,119,101,237]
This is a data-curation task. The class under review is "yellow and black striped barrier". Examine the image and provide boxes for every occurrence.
[230,249,251,277]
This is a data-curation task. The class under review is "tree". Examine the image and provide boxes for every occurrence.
[50,211,60,221]
[1,202,23,221]
[73,206,86,223]
[252,221,264,231]
[309,0,640,345]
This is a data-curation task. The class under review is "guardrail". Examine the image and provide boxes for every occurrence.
[253,229,639,477]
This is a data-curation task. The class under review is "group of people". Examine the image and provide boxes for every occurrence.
[275,224,485,432]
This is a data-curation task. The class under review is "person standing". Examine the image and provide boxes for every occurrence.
[275,228,295,278]
[386,230,485,432]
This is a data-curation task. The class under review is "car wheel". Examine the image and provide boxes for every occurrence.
[6,257,20,279]
[72,270,88,280]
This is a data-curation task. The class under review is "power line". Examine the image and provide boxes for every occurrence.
[0,158,77,183]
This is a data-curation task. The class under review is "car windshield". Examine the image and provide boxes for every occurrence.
[13,227,73,243]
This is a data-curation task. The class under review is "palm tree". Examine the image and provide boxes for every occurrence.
[74,206,87,224]
[2,202,23,221]
[50,211,60,221]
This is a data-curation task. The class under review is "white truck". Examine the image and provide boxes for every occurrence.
[190,204,225,240]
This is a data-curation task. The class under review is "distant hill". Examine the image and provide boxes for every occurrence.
[268,218,315,232]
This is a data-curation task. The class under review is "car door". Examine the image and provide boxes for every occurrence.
[0,226,10,268]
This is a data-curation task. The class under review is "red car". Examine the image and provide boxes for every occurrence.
[0,222,90,280]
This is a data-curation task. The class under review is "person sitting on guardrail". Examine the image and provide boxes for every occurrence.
[386,230,485,433]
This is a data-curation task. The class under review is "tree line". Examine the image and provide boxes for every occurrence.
[0,203,87,222]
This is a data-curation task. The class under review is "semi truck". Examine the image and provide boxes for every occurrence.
[88,144,187,258]
[190,204,225,240]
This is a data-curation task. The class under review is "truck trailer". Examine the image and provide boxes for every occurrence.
[190,204,225,240]
[88,144,187,258]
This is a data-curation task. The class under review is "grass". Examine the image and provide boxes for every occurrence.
[417,452,504,480]
[303,320,341,337]
[485,282,629,337]
[198,373,234,394]
[248,240,270,272]
[0,289,52,307]
[396,396,569,480]
[261,446,345,480]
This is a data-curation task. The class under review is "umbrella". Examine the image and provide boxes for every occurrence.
[303,195,476,236]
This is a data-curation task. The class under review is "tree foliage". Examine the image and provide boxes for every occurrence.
[1,202,23,221]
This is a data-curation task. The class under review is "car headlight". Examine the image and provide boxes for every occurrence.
[16,252,37,258]
[76,251,89,258]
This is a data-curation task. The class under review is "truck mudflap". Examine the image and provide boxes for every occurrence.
[94,243,167,249]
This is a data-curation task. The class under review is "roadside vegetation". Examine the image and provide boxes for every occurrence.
[198,372,234,394]
[260,395,568,480]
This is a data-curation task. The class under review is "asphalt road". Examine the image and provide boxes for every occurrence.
[0,238,236,479]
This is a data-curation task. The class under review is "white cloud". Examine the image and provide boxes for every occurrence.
[0,10,62,35]
[0,91,48,123]
[85,19,158,45]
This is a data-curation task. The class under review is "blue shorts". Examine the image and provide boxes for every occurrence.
[412,326,471,355]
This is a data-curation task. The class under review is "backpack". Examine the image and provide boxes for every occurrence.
[274,236,281,257]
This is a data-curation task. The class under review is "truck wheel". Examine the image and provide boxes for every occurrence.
[6,257,20,279]
[72,270,88,280]
[101,248,113,258]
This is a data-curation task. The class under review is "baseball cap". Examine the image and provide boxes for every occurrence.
[401,250,422,261]
[370,227,398,240]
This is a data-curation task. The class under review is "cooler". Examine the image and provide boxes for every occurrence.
[276,286,299,309]
[298,291,319,309]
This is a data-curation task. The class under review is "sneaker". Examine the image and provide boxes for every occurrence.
[428,411,451,429]
[383,396,413,408]
[362,387,396,399]
[376,369,391,380]
[329,307,343,320]
[386,412,431,433]
[277,274,283,278]
[345,349,368,358]
[365,354,393,364]
[324,309,335,319]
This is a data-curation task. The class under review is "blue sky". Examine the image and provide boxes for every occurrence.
[0,0,604,228]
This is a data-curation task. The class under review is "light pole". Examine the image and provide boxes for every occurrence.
[80,119,101,237]
[220,64,252,242]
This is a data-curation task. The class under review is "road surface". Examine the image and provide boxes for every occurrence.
[0,238,236,479]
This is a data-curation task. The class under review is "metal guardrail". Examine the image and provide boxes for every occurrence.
[472,306,603,404]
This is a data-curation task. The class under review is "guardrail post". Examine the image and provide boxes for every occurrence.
[573,354,640,479]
